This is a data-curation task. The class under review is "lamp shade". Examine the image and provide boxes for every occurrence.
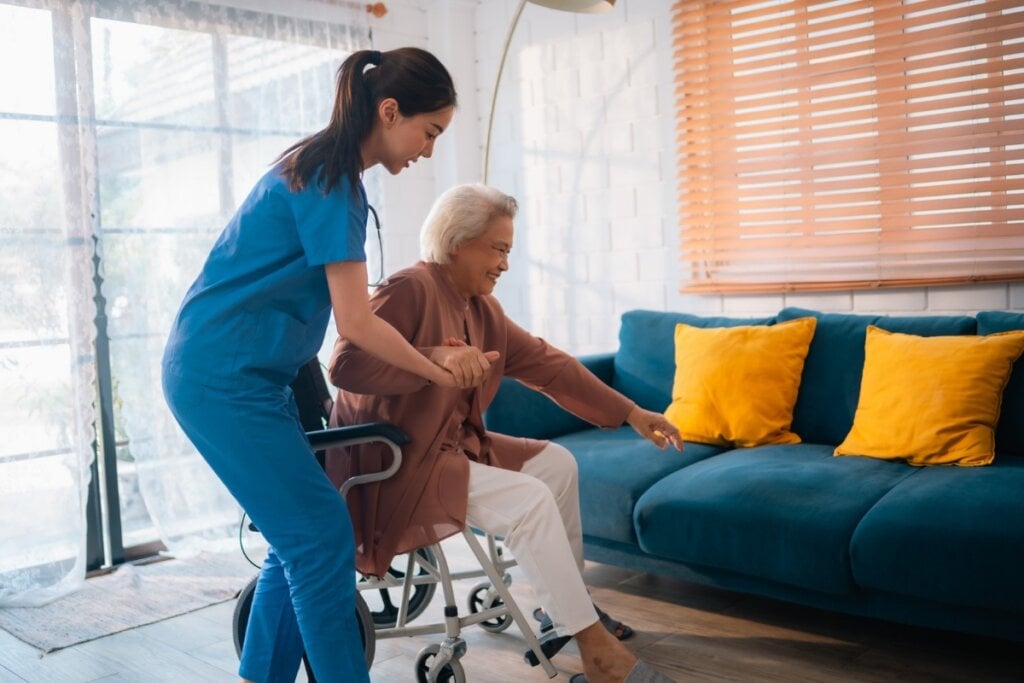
[527,0,615,13]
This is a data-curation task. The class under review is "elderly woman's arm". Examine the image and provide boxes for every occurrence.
[330,272,498,394]
[501,315,683,450]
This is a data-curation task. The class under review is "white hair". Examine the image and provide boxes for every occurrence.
[420,183,518,264]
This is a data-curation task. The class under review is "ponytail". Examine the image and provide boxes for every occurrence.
[277,47,456,196]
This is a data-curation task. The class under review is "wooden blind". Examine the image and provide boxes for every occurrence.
[672,0,1024,293]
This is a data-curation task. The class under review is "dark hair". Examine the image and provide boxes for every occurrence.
[277,47,457,195]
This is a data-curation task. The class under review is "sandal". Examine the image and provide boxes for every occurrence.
[570,659,675,682]
[595,603,635,640]
[532,603,634,640]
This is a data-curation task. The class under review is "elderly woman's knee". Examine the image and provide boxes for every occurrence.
[540,442,579,490]
[549,442,578,471]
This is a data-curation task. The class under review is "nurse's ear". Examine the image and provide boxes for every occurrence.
[377,98,399,129]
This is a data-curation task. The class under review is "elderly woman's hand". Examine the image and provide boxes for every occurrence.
[428,342,500,388]
[626,406,685,451]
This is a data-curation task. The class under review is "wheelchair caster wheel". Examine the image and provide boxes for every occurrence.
[414,643,466,683]
[467,581,512,633]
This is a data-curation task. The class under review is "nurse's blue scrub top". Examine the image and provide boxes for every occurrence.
[163,166,367,389]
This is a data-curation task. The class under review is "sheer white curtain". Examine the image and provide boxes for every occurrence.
[0,0,103,608]
[0,0,372,606]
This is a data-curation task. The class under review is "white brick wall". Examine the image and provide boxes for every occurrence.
[461,0,1022,354]
[1012,284,1024,309]
[852,290,928,314]
[927,285,1010,313]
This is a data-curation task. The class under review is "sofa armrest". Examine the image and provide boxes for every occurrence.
[577,352,616,384]
[484,353,616,440]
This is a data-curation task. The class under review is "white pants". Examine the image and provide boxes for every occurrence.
[465,442,599,636]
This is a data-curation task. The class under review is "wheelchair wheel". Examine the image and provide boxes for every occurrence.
[466,581,513,633]
[361,546,438,628]
[232,574,376,678]
[414,643,466,683]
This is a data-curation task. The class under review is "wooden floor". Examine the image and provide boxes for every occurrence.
[1,539,1021,682]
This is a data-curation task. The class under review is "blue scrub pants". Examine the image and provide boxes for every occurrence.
[162,370,368,683]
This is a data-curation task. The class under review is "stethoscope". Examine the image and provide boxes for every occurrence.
[367,203,384,286]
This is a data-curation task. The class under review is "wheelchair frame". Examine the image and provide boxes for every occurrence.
[233,360,559,682]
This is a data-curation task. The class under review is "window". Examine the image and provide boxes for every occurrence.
[0,0,367,603]
[672,0,1024,293]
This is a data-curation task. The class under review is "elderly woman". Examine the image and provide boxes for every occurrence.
[326,184,680,683]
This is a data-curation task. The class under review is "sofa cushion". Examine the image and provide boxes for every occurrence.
[835,326,1024,466]
[977,311,1024,457]
[554,426,723,546]
[614,310,775,412]
[665,317,817,447]
[633,444,915,594]
[874,314,977,337]
[850,457,1024,613]
[778,308,978,446]
[777,308,878,445]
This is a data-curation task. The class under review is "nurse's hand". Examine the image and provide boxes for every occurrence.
[429,344,500,388]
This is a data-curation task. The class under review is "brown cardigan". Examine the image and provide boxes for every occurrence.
[326,262,634,577]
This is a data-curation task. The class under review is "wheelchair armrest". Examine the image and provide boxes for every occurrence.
[305,422,410,450]
[304,422,409,500]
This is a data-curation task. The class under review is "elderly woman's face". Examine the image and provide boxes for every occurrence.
[447,214,514,298]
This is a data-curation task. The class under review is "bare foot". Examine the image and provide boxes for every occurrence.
[575,619,636,682]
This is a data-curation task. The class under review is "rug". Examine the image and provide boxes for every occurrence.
[0,551,258,653]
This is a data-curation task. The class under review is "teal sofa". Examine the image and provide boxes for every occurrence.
[484,308,1024,642]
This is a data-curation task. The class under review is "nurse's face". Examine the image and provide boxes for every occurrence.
[446,215,514,298]
[372,100,454,175]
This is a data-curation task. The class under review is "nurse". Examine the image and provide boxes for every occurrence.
[161,48,479,683]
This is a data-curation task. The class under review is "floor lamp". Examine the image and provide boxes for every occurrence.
[481,0,616,184]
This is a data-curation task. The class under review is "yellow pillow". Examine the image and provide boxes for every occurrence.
[664,317,817,447]
[835,326,1024,466]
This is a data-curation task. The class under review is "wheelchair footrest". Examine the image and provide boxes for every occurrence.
[524,630,572,667]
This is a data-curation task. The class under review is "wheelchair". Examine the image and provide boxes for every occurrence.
[231,358,560,682]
